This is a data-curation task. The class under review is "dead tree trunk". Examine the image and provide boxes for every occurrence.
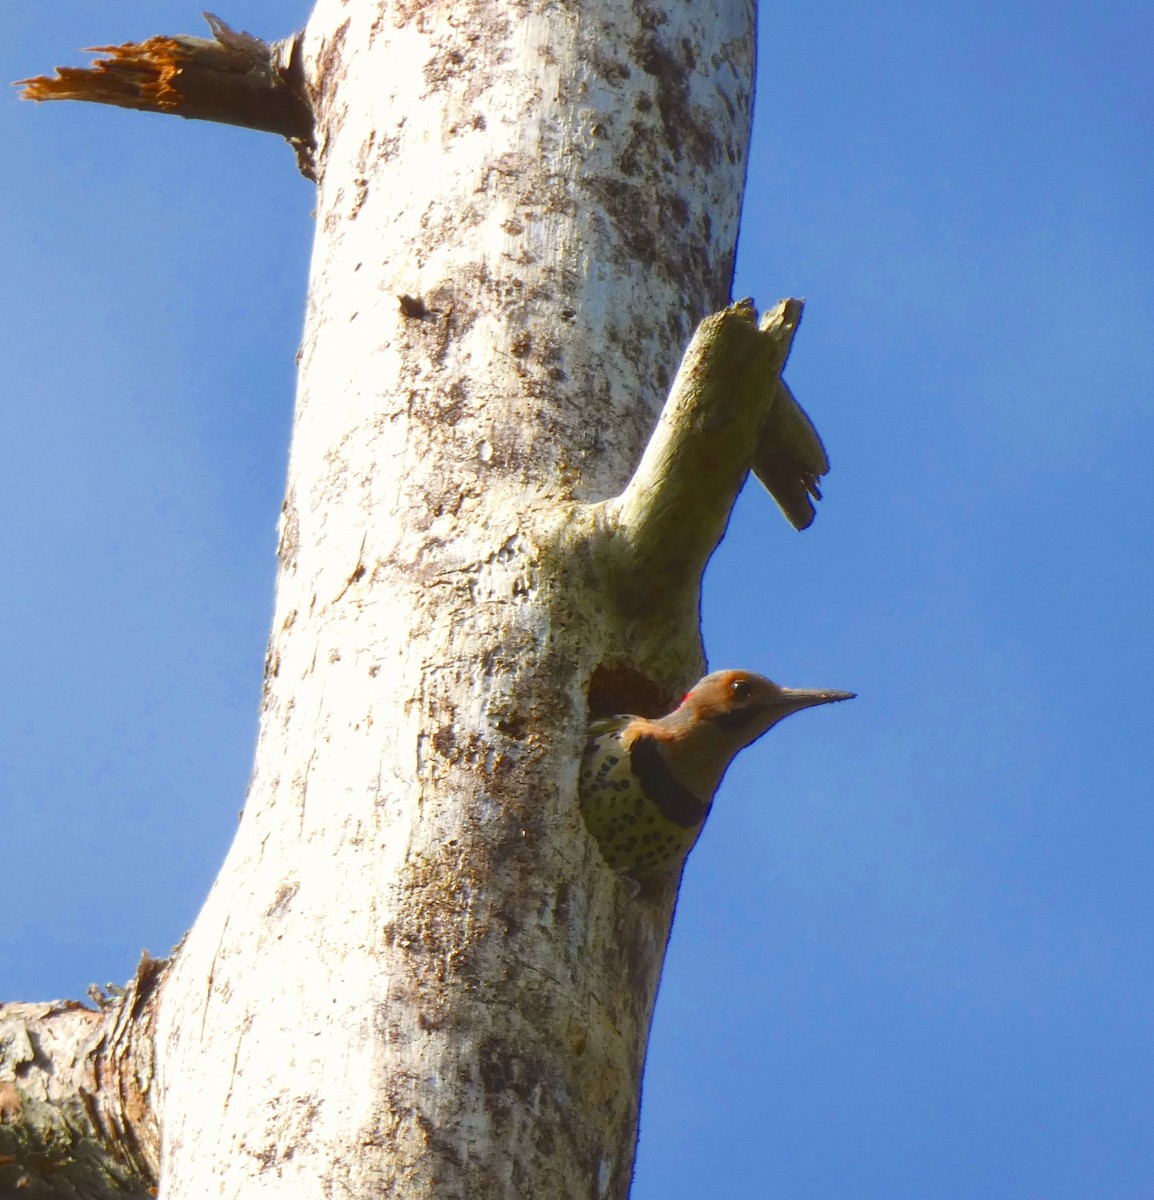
[3,4,828,1196]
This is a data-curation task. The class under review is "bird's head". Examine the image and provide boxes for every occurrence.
[679,670,854,738]
[653,669,855,797]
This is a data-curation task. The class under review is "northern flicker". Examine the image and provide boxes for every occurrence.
[579,670,854,882]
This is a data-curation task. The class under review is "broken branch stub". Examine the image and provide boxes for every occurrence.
[604,298,805,610]
[18,13,315,176]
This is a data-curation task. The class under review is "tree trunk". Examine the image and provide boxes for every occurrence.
[6,2,766,1196]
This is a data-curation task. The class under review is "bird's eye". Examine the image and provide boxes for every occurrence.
[729,678,752,702]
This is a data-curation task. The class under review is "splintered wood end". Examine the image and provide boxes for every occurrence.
[15,17,314,165]
[19,38,188,112]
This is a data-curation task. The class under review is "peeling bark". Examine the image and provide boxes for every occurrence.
[0,954,165,1198]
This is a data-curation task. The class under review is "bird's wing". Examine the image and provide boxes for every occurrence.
[750,377,830,531]
[585,716,648,748]
[585,716,626,740]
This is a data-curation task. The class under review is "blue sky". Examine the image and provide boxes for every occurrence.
[4,3,1153,1197]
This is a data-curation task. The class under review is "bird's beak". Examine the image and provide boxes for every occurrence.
[776,687,856,713]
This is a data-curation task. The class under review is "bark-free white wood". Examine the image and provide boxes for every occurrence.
[15,2,762,1197]
[155,5,755,1195]
[150,4,758,1195]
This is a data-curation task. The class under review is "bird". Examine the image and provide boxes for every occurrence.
[579,669,854,883]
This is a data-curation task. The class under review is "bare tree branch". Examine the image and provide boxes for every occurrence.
[17,14,315,177]
[599,298,805,612]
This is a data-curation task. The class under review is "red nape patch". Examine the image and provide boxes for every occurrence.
[587,664,671,720]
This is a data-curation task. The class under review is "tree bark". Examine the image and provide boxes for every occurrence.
[0,956,164,1197]
[8,2,790,1197]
